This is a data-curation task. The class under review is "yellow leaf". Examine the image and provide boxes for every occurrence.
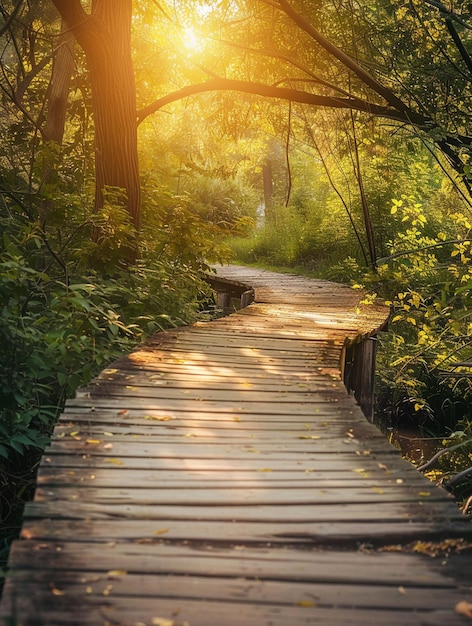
[103,432,114,436]
[106,458,124,466]
[295,600,316,607]
[145,415,172,421]
[298,435,320,440]
[107,570,127,578]
[417,491,431,497]
[153,528,169,535]
[455,601,472,618]
[86,439,101,445]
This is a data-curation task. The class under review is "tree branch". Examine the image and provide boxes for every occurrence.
[136,78,429,126]
[422,0,472,30]
[0,0,23,37]
[274,0,412,114]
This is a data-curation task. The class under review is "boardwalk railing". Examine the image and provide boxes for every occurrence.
[1,264,470,626]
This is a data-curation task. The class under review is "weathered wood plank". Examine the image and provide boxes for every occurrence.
[7,541,472,588]
[23,499,465,522]
[19,518,471,545]
[2,586,467,626]
[4,571,467,611]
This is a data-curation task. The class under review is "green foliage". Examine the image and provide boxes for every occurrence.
[338,198,472,433]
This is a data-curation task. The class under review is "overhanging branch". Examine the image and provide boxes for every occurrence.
[136,78,428,127]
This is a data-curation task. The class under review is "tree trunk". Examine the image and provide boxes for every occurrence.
[44,20,75,144]
[50,0,140,229]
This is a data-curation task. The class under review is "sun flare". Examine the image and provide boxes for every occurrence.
[182,26,204,54]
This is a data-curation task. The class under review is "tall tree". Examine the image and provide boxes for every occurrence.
[50,0,140,229]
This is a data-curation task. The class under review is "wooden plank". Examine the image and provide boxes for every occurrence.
[33,484,455,506]
[34,468,441,491]
[23,499,465,522]
[20,518,471,545]
[8,541,471,586]
[43,439,401,457]
[63,397,361,415]
[36,454,434,475]
[4,571,468,612]
[2,587,466,626]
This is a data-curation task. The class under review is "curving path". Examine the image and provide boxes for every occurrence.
[1,265,471,625]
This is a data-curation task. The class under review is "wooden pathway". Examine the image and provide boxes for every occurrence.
[1,265,471,625]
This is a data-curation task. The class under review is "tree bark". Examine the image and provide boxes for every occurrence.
[44,20,75,144]
[50,0,140,229]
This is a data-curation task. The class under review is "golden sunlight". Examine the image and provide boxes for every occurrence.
[181,26,204,54]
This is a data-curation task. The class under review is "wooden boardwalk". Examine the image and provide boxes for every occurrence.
[1,265,471,625]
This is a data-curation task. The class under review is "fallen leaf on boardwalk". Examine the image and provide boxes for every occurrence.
[295,600,316,607]
[86,439,101,445]
[103,432,114,436]
[107,570,127,578]
[69,431,79,437]
[298,435,320,440]
[455,601,472,618]
[380,539,472,557]
[117,410,128,415]
[145,415,172,421]
[377,463,390,472]
[417,491,431,497]
[153,528,170,535]
[257,468,272,472]
[398,586,406,595]
[106,458,124,466]
[50,584,66,596]
[103,443,113,450]
[151,617,190,626]
[372,487,384,494]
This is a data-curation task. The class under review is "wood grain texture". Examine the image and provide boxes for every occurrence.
[1,264,471,626]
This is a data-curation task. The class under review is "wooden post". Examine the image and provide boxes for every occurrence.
[241,290,254,309]
[342,336,377,422]
[217,292,232,315]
